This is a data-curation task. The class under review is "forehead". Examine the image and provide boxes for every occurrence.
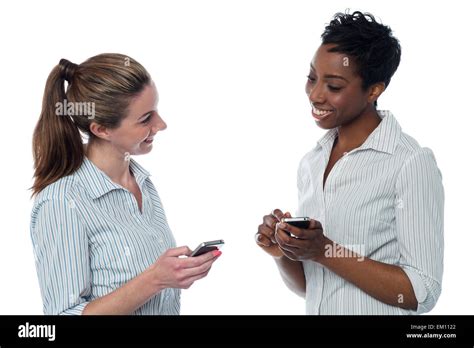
[134,82,158,106]
[312,44,358,78]
[128,83,158,112]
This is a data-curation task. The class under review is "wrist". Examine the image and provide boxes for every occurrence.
[143,265,165,294]
[273,254,285,261]
[312,236,332,264]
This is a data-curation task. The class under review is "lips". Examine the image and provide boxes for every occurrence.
[312,106,334,121]
[143,136,154,144]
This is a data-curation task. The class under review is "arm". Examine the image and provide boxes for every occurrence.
[318,243,418,310]
[275,149,444,312]
[274,255,306,298]
[256,209,306,298]
[276,221,418,309]
[319,149,444,311]
[82,247,220,315]
[82,267,160,315]
[31,198,92,315]
[394,148,444,313]
[32,198,220,315]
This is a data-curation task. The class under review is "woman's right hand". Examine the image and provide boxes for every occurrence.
[147,246,221,291]
[255,209,291,258]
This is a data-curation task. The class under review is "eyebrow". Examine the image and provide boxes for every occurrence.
[309,64,349,82]
[324,74,349,82]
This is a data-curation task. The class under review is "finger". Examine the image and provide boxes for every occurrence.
[263,214,278,230]
[278,241,303,255]
[308,219,323,230]
[258,225,277,243]
[166,246,192,257]
[262,217,278,243]
[275,228,306,249]
[276,221,323,240]
[255,233,272,247]
[182,249,221,268]
[271,209,285,221]
[181,256,216,277]
[183,268,212,288]
[275,222,309,240]
[284,211,292,218]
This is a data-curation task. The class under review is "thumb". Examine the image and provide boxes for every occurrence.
[166,246,192,257]
[308,219,323,230]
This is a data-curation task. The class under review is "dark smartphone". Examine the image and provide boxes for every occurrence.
[281,217,311,229]
[190,239,225,257]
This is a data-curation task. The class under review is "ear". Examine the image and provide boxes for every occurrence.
[89,122,112,141]
[367,82,386,104]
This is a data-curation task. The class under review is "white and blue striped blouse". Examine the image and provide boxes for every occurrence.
[30,157,180,315]
[297,110,444,315]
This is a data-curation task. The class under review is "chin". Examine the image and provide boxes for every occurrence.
[141,144,154,154]
[314,120,337,130]
[126,145,153,157]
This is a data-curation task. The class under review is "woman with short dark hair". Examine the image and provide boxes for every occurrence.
[256,11,444,315]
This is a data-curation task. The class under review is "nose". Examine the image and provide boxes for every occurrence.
[308,81,325,105]
[152,113,167,133]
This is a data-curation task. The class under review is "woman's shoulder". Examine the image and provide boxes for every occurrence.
[32,174,81,208]
[396,131,437,162]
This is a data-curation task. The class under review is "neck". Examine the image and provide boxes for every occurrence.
[85,139,133,187]
[335,105,381,151]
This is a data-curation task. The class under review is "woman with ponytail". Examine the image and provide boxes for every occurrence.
[31,54,221,315]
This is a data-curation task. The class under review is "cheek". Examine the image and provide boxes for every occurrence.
[330,88,363,111]
[327,93,345,110]
[305,82,312,97]
[116,127,146,146]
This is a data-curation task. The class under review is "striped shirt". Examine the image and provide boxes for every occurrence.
[296,110,444,315]
[30,157,180,315]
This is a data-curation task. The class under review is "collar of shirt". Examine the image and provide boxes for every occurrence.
[315,110,402,155]
[76,156,151,199]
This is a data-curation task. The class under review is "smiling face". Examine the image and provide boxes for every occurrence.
[305,44,382,130]
[104,81,167,156]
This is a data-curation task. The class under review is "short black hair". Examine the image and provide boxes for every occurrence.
[321,11,401,92]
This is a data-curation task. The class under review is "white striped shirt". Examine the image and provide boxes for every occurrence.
[30,157,180,315]
[297,110,444,315]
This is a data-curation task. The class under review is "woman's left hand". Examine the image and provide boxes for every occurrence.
[275,219,330,262]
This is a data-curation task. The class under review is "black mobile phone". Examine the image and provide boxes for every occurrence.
[190,239,225,257]
[281,217,311,229]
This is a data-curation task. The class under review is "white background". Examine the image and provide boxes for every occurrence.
[0,0,473,315]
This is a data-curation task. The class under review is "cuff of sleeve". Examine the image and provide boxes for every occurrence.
[401,266,427,309]
[59,301,90,315]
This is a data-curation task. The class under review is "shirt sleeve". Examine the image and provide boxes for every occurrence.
[395,148,444,314]
[31,198,91,315]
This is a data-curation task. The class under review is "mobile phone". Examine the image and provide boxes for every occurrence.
[190,239,225,257]
[281,217,311,229]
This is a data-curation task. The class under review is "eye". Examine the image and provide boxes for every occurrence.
[306,75,316,83]
[140,113,152,124]
[328,85,342,92]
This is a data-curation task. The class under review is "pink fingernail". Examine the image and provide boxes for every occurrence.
[213,250,222,257]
